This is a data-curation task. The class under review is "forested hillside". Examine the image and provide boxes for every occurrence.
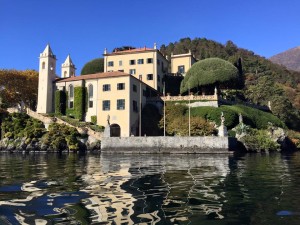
[160,38,300,129]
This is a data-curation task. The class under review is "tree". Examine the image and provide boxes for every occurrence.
[0,69,38,109]
[180,58,239,94]
[81,58,104,75]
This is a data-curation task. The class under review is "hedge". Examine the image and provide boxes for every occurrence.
[190,105,284,129]
[55,90,66,115]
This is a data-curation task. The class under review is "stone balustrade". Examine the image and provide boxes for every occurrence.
[147,94,218,102]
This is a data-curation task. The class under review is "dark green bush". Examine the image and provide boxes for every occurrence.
[225,105,285,129]
[190,106,238,129]
[190,105,284,130]
[55,90,66,115]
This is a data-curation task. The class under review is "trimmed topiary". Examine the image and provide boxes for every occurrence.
[180,58,239,94]
[81,58,104,75]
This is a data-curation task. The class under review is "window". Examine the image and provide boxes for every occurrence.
[108,61,114,67]
[129,69,136,75]
[117,99,125,110]
[103,84,111,91]
[64,71,67,77]
[133,100,138,112]
[147,74,153,80]
[147,58,153,63]
[88,85,93,108]
[102,100,110,111]
[157,59,160,65]
[178,65,185,74]
[88,84,93,97]
[119,60,122,66]
[117,83,125,90]
[42,62,45,69]
[137,59,144,64]
[133,84,137,92]
[118,70,124,72]
[69,85,74,98]
[129,59,136,65]
[69,101,74,109]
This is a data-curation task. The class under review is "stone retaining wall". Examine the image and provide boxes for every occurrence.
[101,136,235,154]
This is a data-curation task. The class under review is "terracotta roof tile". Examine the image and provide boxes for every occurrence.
[56,71,129,83]
[107,47,155,55]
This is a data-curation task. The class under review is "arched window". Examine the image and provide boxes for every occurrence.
[88,84,93,108]
[69,85,74,98]
[42,62,45,69]
[64,71,67,77]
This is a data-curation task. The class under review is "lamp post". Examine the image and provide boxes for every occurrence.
[139,75,142,136]
[188,83,191,136]
[163,81,166,137]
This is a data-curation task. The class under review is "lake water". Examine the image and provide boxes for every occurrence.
[0,152,300,225]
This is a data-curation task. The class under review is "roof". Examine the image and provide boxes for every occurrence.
[56,71,129,83]
[55,71,158,93]
[104,47,156,56]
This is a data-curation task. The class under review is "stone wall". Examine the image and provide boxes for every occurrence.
[101,136,235,154]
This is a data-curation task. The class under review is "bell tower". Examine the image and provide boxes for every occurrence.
[61,54,76,78]
[37,44,57,113]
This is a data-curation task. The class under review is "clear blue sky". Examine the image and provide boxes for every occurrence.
[1,0,299,74]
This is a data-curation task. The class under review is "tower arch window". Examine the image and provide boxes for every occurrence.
[64,71,67,77]
[88,84,94,108]
[42,62,45,69]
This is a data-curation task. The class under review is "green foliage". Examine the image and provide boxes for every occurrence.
[226,105,285,129]
[190,106,238,129]
[180,58,239,94]
[159,103,216,136]
[190,105,284,130]
[91,116,97,124]
[42,123,80,151]
[161,37,300,130]
[234,123,251,135]
[141,104,162,136]
[81,58,104,75]
[241,129,280,152]
[55,90,66,115]
[66,87,86,121]
[1,113,46,140]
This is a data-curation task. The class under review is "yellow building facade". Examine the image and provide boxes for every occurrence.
[103,45,168,94]
[171,51,197,75]
[37,44,197,137]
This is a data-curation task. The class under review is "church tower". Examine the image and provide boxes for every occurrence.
[37,44,57,114]
[61,54,76,78]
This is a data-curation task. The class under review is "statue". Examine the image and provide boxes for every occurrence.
[239,113,243,124]
[218,112,228,137]
[221,112,225,125]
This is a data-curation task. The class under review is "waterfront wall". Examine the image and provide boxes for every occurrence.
[101,136,235,154]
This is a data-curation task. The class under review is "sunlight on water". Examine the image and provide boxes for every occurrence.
[0,153,300,224]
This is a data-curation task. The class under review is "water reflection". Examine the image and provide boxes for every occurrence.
[0,153,299,224]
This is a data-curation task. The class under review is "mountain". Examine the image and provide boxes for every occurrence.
[269,46,300,72]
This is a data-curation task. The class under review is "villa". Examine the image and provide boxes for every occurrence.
[36,44,196,137]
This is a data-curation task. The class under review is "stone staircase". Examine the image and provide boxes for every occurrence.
[26,108,102,140]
